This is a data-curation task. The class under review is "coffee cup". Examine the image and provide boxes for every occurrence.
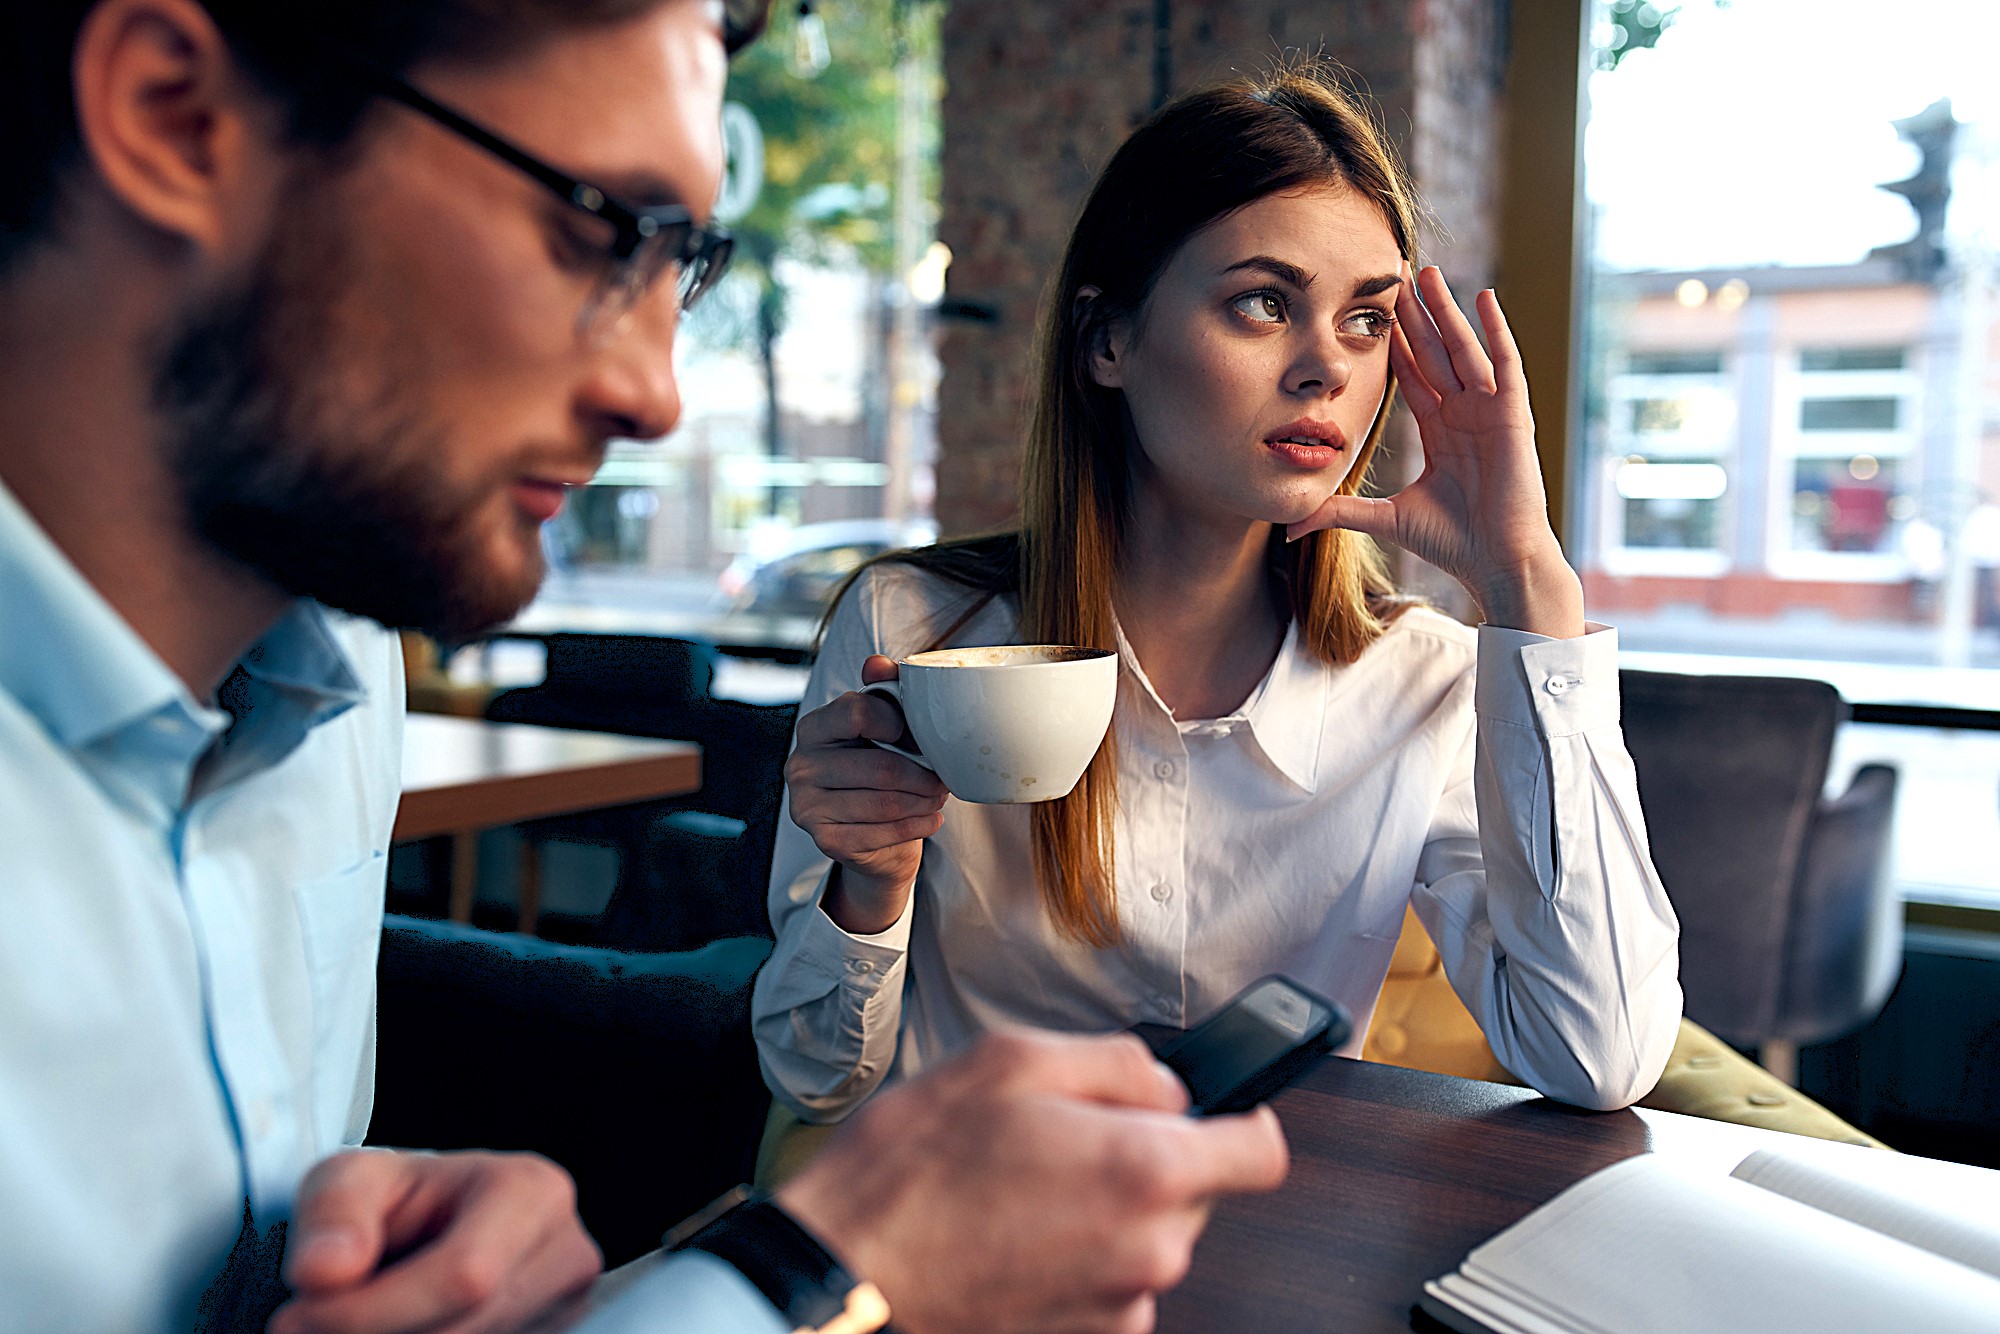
[862,645,1118,803]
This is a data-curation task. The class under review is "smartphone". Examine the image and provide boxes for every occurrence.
[1156,976,1350,1116]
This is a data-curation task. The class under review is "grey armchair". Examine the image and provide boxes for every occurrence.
[1619,670,1903,1072]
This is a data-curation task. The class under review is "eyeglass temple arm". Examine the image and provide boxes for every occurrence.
[354,66,628,222]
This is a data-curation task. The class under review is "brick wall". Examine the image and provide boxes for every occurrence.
[935,0,1507,563]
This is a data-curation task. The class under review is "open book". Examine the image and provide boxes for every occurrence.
[1418,1139,2000,1334]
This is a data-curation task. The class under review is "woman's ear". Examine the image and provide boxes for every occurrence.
[1074,285,1130,389]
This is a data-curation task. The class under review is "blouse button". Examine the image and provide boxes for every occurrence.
[1544,675,1574,697]
[1153,760,1176,779]
[849,959,876,975]
[1150,882,1172,903]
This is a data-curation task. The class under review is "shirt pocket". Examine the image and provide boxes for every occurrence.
[293,849,387,1150]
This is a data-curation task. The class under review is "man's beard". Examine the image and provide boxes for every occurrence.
[151,208,545,641]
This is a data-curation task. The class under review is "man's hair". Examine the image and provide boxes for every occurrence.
[0,0,770,273]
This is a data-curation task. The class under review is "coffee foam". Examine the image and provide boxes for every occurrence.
[905,644,1111,668]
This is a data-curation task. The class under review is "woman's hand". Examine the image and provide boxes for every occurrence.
[785,655,948,935]
[1286,265,1585,638]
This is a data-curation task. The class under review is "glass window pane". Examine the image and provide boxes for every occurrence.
[1800,346,1908,372]
[1799,397,1902,431]
[1578,0,2000,909]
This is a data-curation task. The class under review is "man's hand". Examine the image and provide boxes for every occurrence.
[776,1030,1290,1334]
[268,1148,603,1334]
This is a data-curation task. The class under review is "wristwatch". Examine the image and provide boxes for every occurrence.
[664,1186,893,1334]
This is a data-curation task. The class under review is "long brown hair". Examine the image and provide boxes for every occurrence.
[863,62,1422,946]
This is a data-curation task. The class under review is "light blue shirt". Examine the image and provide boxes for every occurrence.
[0,477,402,1329]
[0,477,789,1332]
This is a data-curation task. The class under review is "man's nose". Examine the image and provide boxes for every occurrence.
[580,300,683,443]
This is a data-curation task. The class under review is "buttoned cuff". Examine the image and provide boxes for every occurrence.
[796,872,914,991]
[1475,623,1620,738]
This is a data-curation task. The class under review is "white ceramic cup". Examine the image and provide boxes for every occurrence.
[862,645,1118,803]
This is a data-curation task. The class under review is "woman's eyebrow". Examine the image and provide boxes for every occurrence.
[1352,273,1404,298]
[1220,255,1313,288]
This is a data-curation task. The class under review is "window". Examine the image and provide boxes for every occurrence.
[1598,346,1735,572]
[535,0,943,633]
[1576,0,2000,910]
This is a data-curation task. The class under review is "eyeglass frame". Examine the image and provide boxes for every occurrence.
[350,64,736,335]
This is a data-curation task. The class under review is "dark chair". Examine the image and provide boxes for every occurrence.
[595,698,798,952]
[1619,670,1903,1071]
[480,633,796,948]
[370,914,773,1266]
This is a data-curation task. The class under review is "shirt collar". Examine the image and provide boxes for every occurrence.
[1113,614,1331,794]
[1238,618,1330,793]
[0,475,366,753]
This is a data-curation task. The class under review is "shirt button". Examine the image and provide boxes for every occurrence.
[848,959,876,975]
[1153,760,1176,779]
[1544,675,1573,697]
[1150,882,1173,903]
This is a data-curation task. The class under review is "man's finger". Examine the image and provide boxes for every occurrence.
[273,1161,597,1334]
[284,1151,413,1294]
[1167,1105,1291,1200]
[968,1030,1191,1114]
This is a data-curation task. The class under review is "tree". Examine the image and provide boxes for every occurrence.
[710,0,935,466]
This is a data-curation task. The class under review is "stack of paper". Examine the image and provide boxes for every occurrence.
[1419,1139,2000,1334]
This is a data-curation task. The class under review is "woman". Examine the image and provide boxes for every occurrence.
[751,66,1680,1124]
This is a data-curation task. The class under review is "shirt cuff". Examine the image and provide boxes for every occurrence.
[1475,622,1620,738]
[570,1251,791,1333]
[797,871,914,992]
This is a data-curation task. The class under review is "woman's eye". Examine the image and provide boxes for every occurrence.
[1341,309,1395,339]
[1231,291,1287,324]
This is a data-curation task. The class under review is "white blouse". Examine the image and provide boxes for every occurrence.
[751,563,1682,1117]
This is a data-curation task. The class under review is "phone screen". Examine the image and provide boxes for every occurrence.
[1160,977,1344,1114]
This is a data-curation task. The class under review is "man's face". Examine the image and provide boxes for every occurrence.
[160,1,727,638]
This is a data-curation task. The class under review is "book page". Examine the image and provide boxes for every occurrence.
[1452,1154,2000,1334]
[1730,1140,2000,1280]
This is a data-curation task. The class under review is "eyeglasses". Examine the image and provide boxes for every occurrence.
[722,0,776,55]
[357,67,735,343]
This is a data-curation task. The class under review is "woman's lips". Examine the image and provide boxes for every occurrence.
[1265,438,1345,469]
[511,479,571,522]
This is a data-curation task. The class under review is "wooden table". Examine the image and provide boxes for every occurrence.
[1159,1057,1793,1332]
[396,715,702,930]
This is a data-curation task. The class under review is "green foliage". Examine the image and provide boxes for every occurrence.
[1599,0,1680,71]
[726,0,933,275]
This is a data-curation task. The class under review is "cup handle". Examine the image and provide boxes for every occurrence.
[860,679,934,771]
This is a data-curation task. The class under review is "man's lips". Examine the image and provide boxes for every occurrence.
[510,479,575,522]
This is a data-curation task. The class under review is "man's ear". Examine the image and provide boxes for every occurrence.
[70,0,275,257]
[1075,285,1131,389]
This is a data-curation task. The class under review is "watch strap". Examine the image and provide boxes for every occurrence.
[666,1188,891,1334]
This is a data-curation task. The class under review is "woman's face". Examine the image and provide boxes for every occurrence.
[1089,184,1405,529]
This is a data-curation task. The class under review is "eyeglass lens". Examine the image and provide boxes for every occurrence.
[576,229,731,343]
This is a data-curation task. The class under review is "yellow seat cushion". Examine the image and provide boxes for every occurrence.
[1367,907,1886,1147]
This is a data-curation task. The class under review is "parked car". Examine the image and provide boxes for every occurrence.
[718,519,938,620]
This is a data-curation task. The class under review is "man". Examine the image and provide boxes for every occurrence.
[0,1,1290,1331]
